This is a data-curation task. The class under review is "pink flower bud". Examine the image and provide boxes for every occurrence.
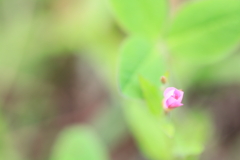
[163,87,184,110]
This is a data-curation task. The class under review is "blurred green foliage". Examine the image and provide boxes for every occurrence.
[139,76,162,116]
[114,0,240,159]
[1,0,240,159]
[124,101,172,160]
[172,109,211,158]
[110,0,167,40]
[50,126,109,160]
[118,36,165,98]
[167,0,240,64]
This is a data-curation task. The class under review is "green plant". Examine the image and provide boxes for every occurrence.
[108,0,240,159]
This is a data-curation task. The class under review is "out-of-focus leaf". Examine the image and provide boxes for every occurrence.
[50,126,109,160]
[124,101,172,160]
[109,0,167,39]
[191,53,240,87]
[0,105,22,160]
[186,155,199,160]
[159,118,175,138]
[167,0,240,64]
[53,0,113,50]
[118,36,165,98]
[172,110,211,157]
[139,76,162,116]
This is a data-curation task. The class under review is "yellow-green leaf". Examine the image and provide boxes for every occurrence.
[118,36,165,98]
[50,126,109,160]
[167,0,240,64]
[109,0,167,40]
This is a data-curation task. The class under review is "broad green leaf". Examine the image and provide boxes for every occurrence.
[119,37,165,98]
[139,76,162,116]
[109,0,167,39]
[124,101,172,160]
[50,126,109,160]
[167,0,240,64]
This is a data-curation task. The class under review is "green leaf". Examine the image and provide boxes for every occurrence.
[185,155,199,160]
[124,101,172,160]
[118,36,165,98]
[109,0,167,39]
[172,110,211,157]
[167,0,240,64]
[191,53,240,86]
[139,76,162,116]
[50,126,109,160]
[159,118,175,138]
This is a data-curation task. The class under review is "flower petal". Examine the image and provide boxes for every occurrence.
[169,101,183,108]
[163,87,184,110]
[166,97,176,107]
[174,89,184,102]
[164,87,175,98]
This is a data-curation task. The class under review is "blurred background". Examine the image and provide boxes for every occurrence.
[1,0,240,160]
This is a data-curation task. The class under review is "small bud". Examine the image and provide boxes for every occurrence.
[160,76,167,84]
[163,87,184,110]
